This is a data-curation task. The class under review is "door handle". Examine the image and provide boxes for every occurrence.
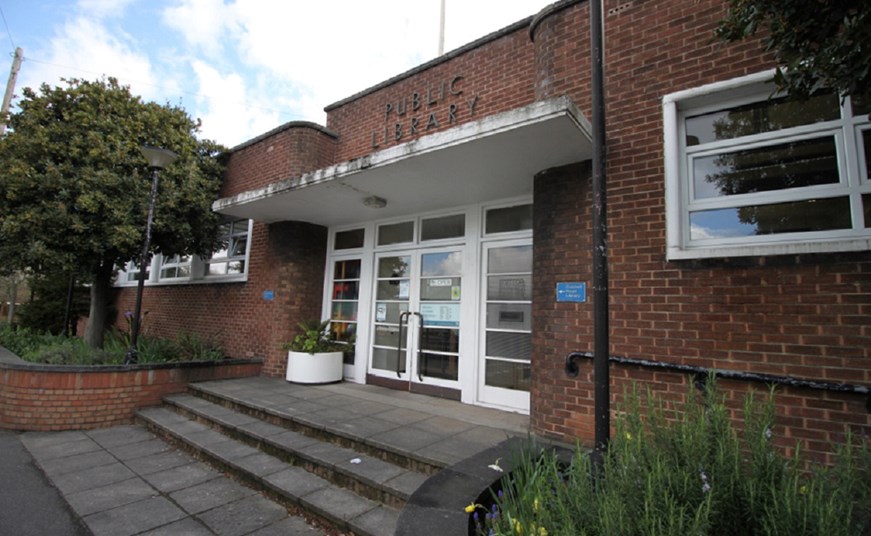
[411,312,424,382]
[397,311,410,378]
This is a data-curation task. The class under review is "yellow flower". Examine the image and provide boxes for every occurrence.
[533,498,540,513]
[539,527,548,536]
[625,431,633,441]
[514,519,523,535]
[799,485,808,495]
[465,502,478,513]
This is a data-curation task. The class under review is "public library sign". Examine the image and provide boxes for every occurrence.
[371,75,479,149]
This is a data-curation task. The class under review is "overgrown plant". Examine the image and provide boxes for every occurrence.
[477,379,870,536]
[284,320,347,354]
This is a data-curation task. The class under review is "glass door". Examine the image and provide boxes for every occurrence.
[478,240,532,411]
[369,247,464,387]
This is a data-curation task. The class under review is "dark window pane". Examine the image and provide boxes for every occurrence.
[487,275,532,301]
[421,214,465,241]
[693,137,839,200]
[685,92,839,146]
[330,302,358,321]
[374,324,406,348]
[378,256,410,278]
[486,204,533,233]
[335,228,365,250]
[485,359,530,391]
[690,197,851,240]
[420,352,458,381]
[420,328,460,353]
[487,304,532,331]
[486,331,531,360]
[333,259,361,281]
[330,322,356,342]
[378,221,414,245]
[863,194,871,228]
[854,95,871,116]
[488,245,532,274]
[376,280,410,300]
[864,130,870,178]
[332,281,359,300]
[372,347,404,373]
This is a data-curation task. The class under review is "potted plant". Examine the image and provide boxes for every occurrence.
[283,320,346,384]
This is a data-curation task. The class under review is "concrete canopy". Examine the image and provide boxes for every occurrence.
[213,97,593,227]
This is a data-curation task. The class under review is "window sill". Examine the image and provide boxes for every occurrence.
[114,274,248,288]
[667,237,871,261]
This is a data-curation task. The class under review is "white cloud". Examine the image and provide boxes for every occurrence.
[162,0,238,57]
[76,0,137,19]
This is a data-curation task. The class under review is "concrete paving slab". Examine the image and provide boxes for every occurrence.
[232,451,289,477]
[208,437,260,460]
[82,495,186,536]
[236,419,286,437]
[86,425,156,448]
[373,407,432,425]
[169,477,256,515]
[335,455,405,486]
[351,505,400,536]
[302,486,376,524]
[197,494,288,536]
[268,429,320,451]
[52,461,136,495]
[264,466,329,499]
[370,426,445,453]
[65,476,158,517]
[332,416,401,438]
[23,436,102,461]
[107,437,172,461]
[19,430,89,450]
[138,516,215,536]
[412,415,477,435]
[142,461,221,493]
[38,448,117,477]
[247,515,323,536]
[124,449,193,475]
[385,470,430,498]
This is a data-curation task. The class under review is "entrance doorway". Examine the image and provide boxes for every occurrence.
[369,247,465,392]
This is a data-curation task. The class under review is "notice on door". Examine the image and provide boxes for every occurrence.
[420,303,460,327]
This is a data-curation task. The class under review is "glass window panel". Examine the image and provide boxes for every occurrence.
[333,259,361,280]
[372,347,404,373]
[420,214,465,241]
[685,92,839,146]
[330,322,356,342]
[420,278,461,301]
[486,304,532,331]
[177,265,191,278]
[487,275,532,301]
[211,247,228,260]
[486,204,533,234]
[332,281,359,300]
[374,302,409,323]
[863,194,871,228]
[420,328,460,353]
[854,95,871,116]
[863,130,870,179]
[207,262,227,275]
[421,252,462,277]
[692,137,839,200]
[378,256,410,278]
[485,359,531,391]
[689,197,851,240]
[160,267,177,278]
[230,238,247,257]
[420,352,458,381]
[376,280,410,300]
[335,228,365,250]
[228,261,244,274]
[373,325,406,349]
[488,245,532,274]
[486,331,532,360]
[330,302,358,321]
[377,221,414,245]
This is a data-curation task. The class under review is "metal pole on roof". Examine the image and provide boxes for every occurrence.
[590,0,610,465]
[438,0,446,55]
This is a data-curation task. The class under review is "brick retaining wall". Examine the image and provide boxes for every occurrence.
[0,359,262,431]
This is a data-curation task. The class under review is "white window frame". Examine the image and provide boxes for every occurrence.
[663,70,871,260]
[202,218,252,280]
[115,219,253,287]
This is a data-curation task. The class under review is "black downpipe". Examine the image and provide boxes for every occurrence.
[590,0,610,461]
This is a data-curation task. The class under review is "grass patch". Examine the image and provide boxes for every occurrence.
[476,380,871,536]
[0,324,225,365]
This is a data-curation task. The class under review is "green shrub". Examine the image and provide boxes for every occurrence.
[478,380,871,536]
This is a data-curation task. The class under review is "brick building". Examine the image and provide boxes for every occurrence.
[114,0,871,461]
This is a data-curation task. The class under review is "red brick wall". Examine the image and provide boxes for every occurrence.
[114,221,328,377]
[0,360,262,431]
[221,123,337,197]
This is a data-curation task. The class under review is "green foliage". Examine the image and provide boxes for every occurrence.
[15,273,89,334]
[0,324,225,365]
[479,380,871,536]
[284,320,347,354]
[716,1,871,102]
[0,77,227,345]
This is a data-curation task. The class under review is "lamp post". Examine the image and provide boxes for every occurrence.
[124,146,178,365]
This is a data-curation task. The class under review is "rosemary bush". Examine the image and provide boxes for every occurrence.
[478,380,870,536]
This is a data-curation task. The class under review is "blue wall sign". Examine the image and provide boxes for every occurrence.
[556,282,587,303]
[262,290,275,301]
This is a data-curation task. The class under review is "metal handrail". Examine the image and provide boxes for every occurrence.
[565,351,871,412]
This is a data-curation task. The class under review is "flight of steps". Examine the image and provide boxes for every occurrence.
[136,384,439,536]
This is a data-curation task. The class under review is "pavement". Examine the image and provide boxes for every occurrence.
[5,425,326,536]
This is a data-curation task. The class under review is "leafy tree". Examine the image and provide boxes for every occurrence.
[716,1,871,103]
[0,78,225,348]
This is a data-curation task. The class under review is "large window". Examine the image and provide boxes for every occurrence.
[664,72,871,259]
[116,218,252,286]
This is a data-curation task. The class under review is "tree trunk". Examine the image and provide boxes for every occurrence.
[84,265,113,349]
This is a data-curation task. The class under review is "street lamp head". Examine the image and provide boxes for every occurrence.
[140,145,178,169]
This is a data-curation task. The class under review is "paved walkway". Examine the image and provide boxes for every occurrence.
[18,425,326,536]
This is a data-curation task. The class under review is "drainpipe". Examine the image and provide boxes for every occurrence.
[590,0,610,463]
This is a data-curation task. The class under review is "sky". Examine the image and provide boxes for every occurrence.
[0,0,555,148]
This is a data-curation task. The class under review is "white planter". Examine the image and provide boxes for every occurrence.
[285,351,343,384]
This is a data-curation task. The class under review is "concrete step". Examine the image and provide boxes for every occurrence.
[187,381,449,475]
[163,393,428,508]
[137,405,403,536]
